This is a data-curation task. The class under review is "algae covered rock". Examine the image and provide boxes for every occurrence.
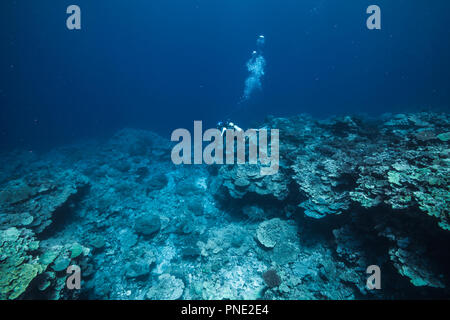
[220,164,289,201]
[0,180,34,205]
[147,173,168,192]
[90,235,106,250]
[125,255,155,279]
[52,256,71,272]
[256,218,298,249]
[291,143,355,220]
[437,132,450,142]
[107,128,172,158]
[134,214,161,237]
[39,250,59,265]
[70,243,84,259]
[147,274,184,300]
[0,169,89,234]
[299,198,345,219]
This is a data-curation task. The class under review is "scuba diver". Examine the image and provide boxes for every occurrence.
[216,35,265,137]
[217,120,243,136]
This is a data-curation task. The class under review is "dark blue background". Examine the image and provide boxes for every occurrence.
[1,0,449,150]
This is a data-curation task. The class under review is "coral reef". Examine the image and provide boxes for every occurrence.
[0,228,43,300]
[0,112,449,300]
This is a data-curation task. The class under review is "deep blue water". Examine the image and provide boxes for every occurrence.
[1,0,450,150]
